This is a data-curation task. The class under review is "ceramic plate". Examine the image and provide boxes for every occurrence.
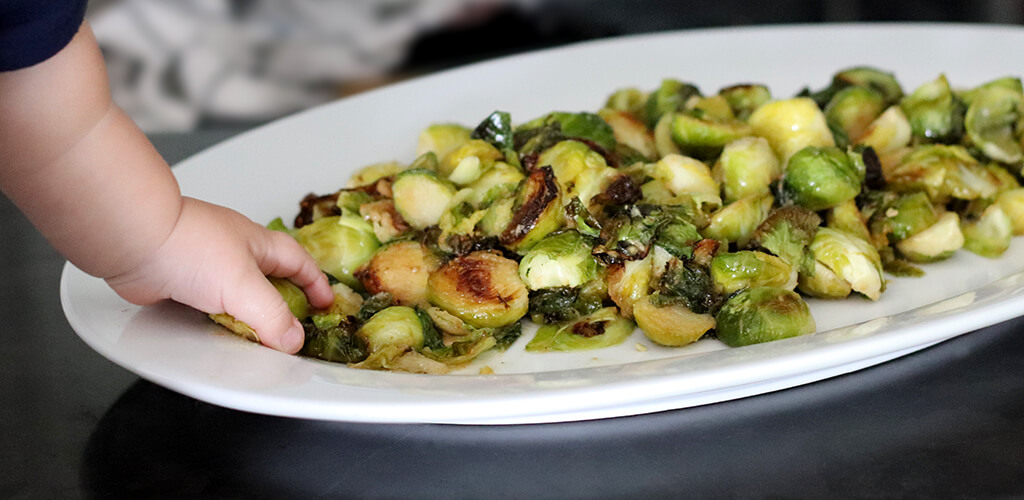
[62,23,1024,424]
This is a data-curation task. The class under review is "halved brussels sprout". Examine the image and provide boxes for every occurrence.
[825,86,886,142]
[438,139,504,179]
[900,74,965,143]
[781,146,862,211]
[294,215,380,289]
[996,188,1024,235]
[536,140,608,193]
[715,287,816,347]
[391,169,457,230]
[808,66,904,107]
[670,111,753,158]
[607,254,653,319]
[702,193,773,246]
[300,318,368,364]
[653,257,720,314]
[808,227,884,300]
[718,84,771,120]
[713,136,781,204]
[748,97,835,164]
[883,191,939,241]
[358,199,410,243]
[427,250,529,328]
[416,123,472,160]
[856,106,913,153]
[711,251,797,294]
[653,113,683,157]
[825,199,872,243]
[895,211,964,262]
[797,260,853,299]
[962,204,1014,258]
[645,154,721,208]
[347,161,404,188]
[355,241,440,306]
[633,295,715,347]
[356,306,424,353]
[518,230,600,290]
[885,144,1000,202]
[499,166,564,252]
[645,78,701,129]
[464,161,525,207]
[964,83,1023,164]
[526,307,635,352]
[604,87,648,118]
[598,108,657,160]
[209,277,313,342]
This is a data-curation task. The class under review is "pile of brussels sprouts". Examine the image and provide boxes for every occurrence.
[211,67,1024,374]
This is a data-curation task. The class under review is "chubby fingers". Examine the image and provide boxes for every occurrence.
[256,228,334,309]
[223,267,308,353]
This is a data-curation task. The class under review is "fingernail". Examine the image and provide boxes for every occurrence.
[282,322,304,353]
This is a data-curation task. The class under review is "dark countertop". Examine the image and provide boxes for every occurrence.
[3,130,1024,499]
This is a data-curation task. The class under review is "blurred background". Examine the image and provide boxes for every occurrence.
[84,0,1024,133]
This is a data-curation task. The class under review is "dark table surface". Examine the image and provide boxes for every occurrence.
[4,130,1024,499]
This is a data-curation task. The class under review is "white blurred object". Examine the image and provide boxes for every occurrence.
[90,0,534,132]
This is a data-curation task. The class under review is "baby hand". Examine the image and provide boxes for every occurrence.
[105,197,334,353]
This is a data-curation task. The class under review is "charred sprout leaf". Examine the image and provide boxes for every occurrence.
[526,307,634,352]
[300,317,368,363]
[295,192,342,228]
[715,287,816,347]
[748,206,822,275]
[528,283,606,324]
[357,292,395,321]
[645,78,702,129]
[653,258,720,314]
[472,111,515,155]
[782,146,863,211]
[634,295,715,347]
[565,197,602,237]
[655,218,702,260]
[900,74,965,143]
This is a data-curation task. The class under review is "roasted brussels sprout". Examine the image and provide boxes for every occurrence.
[528,280,606,324]
[438,139,504,179]
[645,78,701,129]
[808,227,885,300]
[856,106,913,153]
[702,193,774,245]
[713,136,781,204]
[645,154,721,209]
[347,161,404,188]
[604,87,648,117]
[391,169,457,230]
[825,199,872,243]
[718,84,772,121]
[885,145,1000,202]
[825,86,886,142]
[607,254,653,319]
[711,250,797,294]
[747,206,822,274]
[526,307,635,352]
[797,260,853,299]
[535,140,619,207]
[633,295,715,347]
[670,110,753,158]
[294,215,380,288]
[352,306,425,368]
[900,74,965,143]
[516,111,617,155]
[781,146,862,211]
[518,230,601,290]
[964,82,1023,164]
[962,204,1013,258]
[209,277,313,342]
[427,250,529,328]
[895,211,964,262]
[598,108,657,160]
[355,241,440,306]
[748,97,835,163]
[883,191,938,241]
[996,188,1024,235]
[715,287,816,347]
[417,123,472,160]
[499,166,564,252]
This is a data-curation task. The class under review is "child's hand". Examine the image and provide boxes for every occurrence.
[104,197,334,353]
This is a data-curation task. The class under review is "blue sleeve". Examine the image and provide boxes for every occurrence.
[0,0,89,71]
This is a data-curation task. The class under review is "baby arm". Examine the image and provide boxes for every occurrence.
[0,22,333,353]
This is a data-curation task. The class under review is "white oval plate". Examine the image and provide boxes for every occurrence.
[62,23,1024,425]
